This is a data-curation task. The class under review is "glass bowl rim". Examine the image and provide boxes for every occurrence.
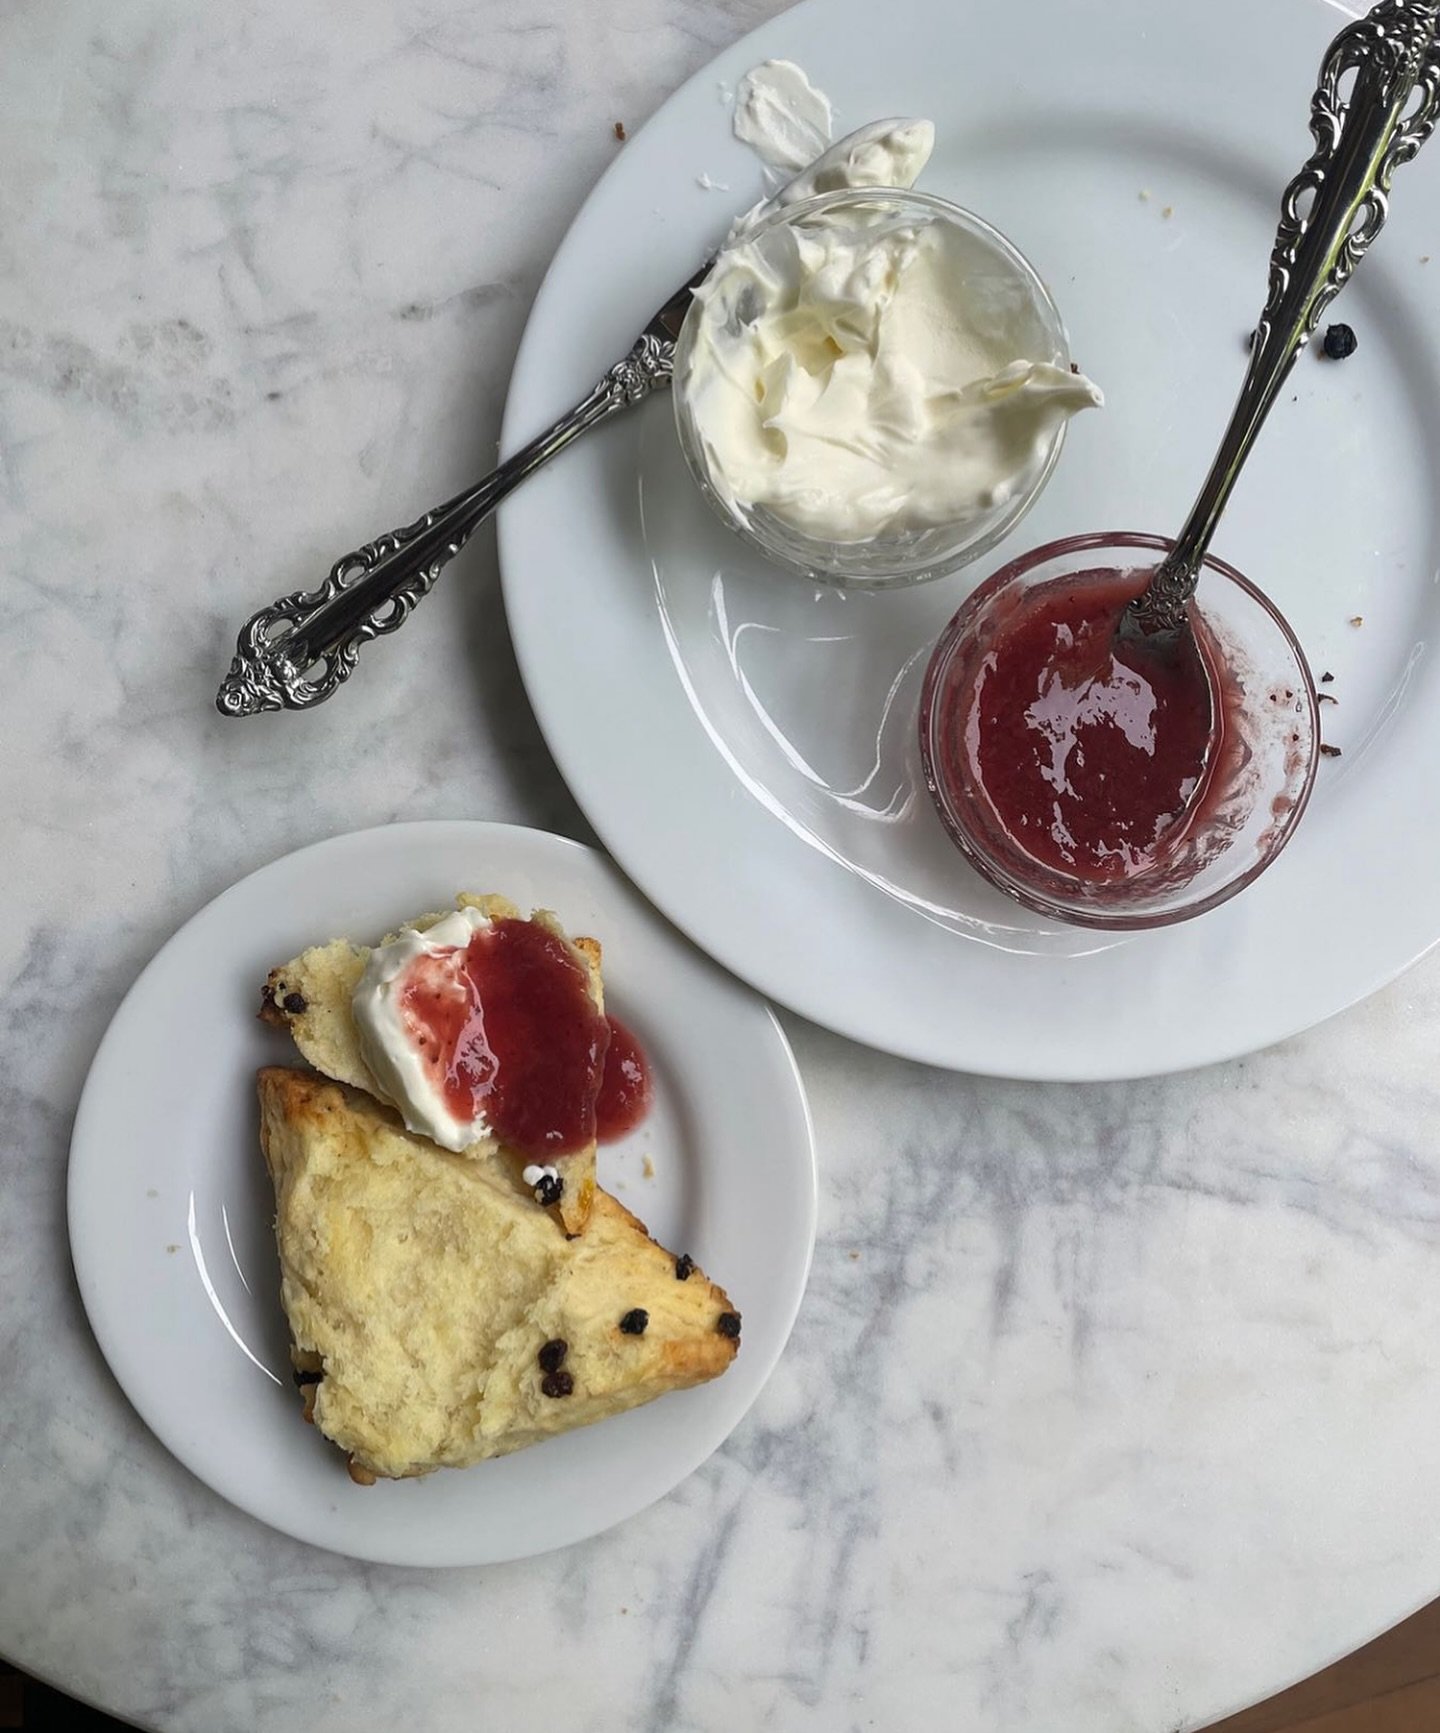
[917,529,1322,931]
[670,186,1074,590]
[734,184,1070,300]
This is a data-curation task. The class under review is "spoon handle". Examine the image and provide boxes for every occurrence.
[1136,0,1440,631]
[213,332,674,716]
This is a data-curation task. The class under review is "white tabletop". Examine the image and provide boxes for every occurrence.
[5,1,1440,1729]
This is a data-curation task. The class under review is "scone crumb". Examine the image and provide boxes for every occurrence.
[642,1155,655,1180]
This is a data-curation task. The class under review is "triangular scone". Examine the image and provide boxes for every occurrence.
[260,893,599,1235]
[257,1067,739,1482]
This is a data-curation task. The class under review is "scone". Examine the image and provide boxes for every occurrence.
[258,1066,740,1481]
[261,893,600,1235]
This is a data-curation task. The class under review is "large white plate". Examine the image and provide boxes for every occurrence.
[67,822,816,1567]
[499,0,1440,1079]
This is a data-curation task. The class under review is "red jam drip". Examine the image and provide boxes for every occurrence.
[596,1015,653,1143]
[399,919,609,1159]
[941,568,1230,883]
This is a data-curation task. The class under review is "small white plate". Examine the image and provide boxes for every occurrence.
[67,822,816,1567]
[499,0,1440,1078]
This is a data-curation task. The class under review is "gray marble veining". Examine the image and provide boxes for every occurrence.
[5,2,1440,1730]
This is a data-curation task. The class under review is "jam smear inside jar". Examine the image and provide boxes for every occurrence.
[400,918,610,1158]
[936,567,1239,885]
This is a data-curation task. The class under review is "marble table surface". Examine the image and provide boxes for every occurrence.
[6,1,1440,1729]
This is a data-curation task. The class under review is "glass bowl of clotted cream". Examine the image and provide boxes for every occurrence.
[671,186,1102,589]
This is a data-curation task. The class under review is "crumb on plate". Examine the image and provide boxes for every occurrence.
[1323,323,1359,360]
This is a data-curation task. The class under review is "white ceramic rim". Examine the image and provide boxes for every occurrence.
[497,0,1440,1082]
[67,821,818,1566]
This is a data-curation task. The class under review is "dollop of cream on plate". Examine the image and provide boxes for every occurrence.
[732,60,833,173]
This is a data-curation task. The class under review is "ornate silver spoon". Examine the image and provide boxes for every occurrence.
[214,287,691,717]
[1122,0,1440,658]
[214,120,927,717]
